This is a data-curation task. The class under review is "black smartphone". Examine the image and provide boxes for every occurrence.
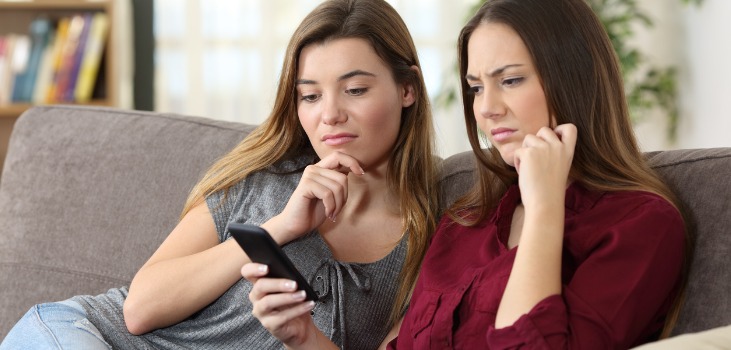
[228,223,319,302]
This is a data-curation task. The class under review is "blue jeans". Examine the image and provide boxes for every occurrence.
[0,300,111,350]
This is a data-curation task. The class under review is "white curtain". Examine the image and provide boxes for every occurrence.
[154,0,479,157]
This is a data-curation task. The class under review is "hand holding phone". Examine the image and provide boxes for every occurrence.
[229,223,319,302]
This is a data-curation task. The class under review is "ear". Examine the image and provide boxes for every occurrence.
[400,65,420,108]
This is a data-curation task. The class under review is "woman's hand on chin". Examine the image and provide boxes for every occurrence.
[266,151,365,244]
[514,123,577,210]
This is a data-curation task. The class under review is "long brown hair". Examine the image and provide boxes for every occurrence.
[182,0,438,325]
[451,0,690,338]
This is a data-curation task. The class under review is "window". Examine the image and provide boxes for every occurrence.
[154,0,475,156]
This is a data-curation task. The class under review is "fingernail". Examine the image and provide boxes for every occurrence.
[258,265,268,274]
[304,301,315,310]
[283,281,297,290]
[293,290,306,300]
[331,215,336,222]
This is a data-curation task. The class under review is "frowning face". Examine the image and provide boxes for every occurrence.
[466,22,551,167]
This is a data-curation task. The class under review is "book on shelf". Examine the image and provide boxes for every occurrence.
[13,17,53,103]
[33,31,56,104]
[75,12,109,103]
[53,14,85,103]
[0,11,109,107]
[8,34,30,103]
[44,17,70,104]
[0,35,27,105]
[0,36,8,105]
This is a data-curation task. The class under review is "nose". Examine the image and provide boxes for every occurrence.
[475,85,505,119]
[321,95,347,125]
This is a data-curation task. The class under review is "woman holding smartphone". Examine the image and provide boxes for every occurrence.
[0,0,438,349]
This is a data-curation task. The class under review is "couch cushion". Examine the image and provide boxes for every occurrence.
[0,105,254,337]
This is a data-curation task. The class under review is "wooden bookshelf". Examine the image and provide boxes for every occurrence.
[0,0,119,179]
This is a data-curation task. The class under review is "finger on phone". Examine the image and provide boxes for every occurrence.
[255,300,316,330]
[241,263,268,281]
[249,278,298,301]
[252,290,309,315]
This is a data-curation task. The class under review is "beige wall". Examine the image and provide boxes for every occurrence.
[633,0,731,151]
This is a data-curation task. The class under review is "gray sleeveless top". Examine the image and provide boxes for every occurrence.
[73,154,406,349]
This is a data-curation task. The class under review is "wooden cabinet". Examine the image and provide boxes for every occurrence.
[0,0,120,177]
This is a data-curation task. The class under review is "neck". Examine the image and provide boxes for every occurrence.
[343,165,398,216]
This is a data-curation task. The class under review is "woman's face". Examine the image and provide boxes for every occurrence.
[466,22,551,167]
[296,38,414,171]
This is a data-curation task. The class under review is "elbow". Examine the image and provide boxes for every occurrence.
[123,299,156,335]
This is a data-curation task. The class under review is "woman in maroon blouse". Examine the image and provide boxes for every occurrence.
[389,0,689,349]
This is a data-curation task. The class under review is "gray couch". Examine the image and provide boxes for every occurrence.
[1,105,730,345]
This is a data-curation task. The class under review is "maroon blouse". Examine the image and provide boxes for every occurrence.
[389,183,685,349]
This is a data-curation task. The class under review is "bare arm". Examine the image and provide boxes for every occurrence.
[494,204,564,328]
[285,328,340,350]
[124,152,364,335]
[124,202,250,334]
[495,124,576,328]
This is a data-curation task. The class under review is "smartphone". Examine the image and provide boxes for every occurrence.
[228,222,319,302]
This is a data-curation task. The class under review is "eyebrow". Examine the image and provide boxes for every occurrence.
[296,69,376,85]
[465,64,524,81]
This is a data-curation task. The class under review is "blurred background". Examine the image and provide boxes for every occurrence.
[138,0,731,157]
[0,0,731,161]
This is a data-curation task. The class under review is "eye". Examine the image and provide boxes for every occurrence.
[501,77,524,87]
[468,85,483,96]
[300,94,320,103]
[346,87,368,96]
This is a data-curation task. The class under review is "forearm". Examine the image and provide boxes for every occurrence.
[496,205,564,328]
[125,239,249,333]
[284,323,340,350]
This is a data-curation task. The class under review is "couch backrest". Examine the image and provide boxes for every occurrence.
[437,148,731,336]
[646,149,731,335]
[0,106,255,337]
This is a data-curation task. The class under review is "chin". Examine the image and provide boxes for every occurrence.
[498,150,515,167]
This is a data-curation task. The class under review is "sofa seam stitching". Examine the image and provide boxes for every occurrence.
[651,154,731,169]
[0,261,130,284]
[29,105,252,133]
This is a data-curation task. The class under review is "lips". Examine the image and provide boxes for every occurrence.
[490,128,516,143]
[322,133,357,146]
